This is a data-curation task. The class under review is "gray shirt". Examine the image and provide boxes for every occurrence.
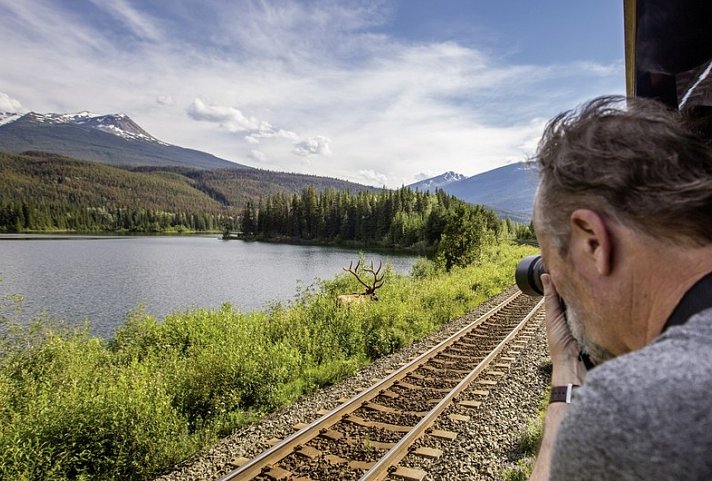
[549,307,712,480]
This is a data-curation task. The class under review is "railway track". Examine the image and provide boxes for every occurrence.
[218,291,543,481]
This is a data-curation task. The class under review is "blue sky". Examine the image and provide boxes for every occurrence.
[0,0,625,187]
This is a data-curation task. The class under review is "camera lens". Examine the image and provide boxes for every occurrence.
[515,255,545,296]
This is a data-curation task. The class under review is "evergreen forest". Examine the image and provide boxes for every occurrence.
[239,185,532,268]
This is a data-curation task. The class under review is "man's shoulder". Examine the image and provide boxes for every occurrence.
[550,309,712,481]
[584,309,712,401]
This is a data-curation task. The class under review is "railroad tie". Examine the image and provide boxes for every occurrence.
[477,379,498,386]
[392,466,428,481]
[379,389,400,399]
[295,445,321,460]
[262,465,292,480]
[344,414,411,433]
[364,401,399,413]
[320,428,344,441]
[413,446,443,459]
[349,460,375,470]
[229,456,250,468]
[428,429,458,441]
[448,413,471,422]
[325,454,348,465]
[394,380,424,390]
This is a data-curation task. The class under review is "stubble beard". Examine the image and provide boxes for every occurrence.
[564,300,615,364]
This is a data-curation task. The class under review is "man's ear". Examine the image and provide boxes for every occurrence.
[569,209,613,276]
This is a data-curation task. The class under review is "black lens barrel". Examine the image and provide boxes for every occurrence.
[515,255,545,296]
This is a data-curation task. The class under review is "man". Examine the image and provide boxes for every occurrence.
[528,96,712,480]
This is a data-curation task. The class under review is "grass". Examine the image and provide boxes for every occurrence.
[499,393,549,481]
[0,242,537,480]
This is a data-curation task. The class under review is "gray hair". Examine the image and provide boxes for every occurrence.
[535,95,712,253]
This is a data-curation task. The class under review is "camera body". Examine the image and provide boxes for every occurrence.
[515,255,545,296]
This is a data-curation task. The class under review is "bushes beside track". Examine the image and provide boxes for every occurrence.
[0,242,537,481]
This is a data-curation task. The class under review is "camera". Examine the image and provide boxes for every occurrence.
[515,255,545,296]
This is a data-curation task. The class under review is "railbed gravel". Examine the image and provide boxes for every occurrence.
[154,286,551,481]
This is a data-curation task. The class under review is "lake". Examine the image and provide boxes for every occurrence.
[0,235,419,338]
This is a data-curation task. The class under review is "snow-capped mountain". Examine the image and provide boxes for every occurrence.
[0,112,22,127]
[407,171,466,191]
[4,111,165,144]
[0,110,251,170]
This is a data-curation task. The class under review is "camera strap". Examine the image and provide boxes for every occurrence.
[663,270,712,332]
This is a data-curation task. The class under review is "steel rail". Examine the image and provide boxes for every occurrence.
[217,291,523,481]
[357,297,544,481]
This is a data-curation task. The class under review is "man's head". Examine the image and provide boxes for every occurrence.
[535,95,712,255]
[533,95,712,360]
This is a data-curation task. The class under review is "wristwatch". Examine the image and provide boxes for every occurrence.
[549,384,579,404]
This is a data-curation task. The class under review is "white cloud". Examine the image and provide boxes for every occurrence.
[156,95,174,106]
[293,136,331,156]
[187,98,324,158]
[0,91,26,112]
[186,98,261,132]
[358,169,388,186]
[247,124,300,142]
[0,1,625,186]
[249,150,266,162]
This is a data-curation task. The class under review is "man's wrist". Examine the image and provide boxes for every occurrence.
[551,355,586,385]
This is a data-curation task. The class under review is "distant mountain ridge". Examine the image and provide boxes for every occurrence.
[0,110,251,170]
[411,163,537,222]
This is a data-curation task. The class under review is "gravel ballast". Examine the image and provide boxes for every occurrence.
[155,287,551,481]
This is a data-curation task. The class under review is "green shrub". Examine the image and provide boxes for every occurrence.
[0,322,197,481]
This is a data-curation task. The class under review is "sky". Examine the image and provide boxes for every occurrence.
[0,0,625,187]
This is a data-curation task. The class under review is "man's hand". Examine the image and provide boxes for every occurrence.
[528,274,587,481]
[542,274,586,385]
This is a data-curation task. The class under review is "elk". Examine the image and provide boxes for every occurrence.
[337,260,385,306]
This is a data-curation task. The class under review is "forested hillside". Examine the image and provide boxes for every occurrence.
[243,186,532,267]
[0,151,373,233]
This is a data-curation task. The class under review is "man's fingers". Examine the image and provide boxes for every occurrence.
[542,273,563,316]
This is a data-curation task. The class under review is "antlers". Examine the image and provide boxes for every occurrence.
[343,260,385,295]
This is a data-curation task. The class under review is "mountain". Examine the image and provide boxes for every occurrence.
[0,151,374,214]
[0,111,251,170]
[408,171,466,191]
[441,162,538,222]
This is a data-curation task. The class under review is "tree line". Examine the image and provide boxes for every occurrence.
[0,201,231,233]
[234,186,532,269]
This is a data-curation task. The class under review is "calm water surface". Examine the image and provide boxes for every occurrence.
[0,235,418,338]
